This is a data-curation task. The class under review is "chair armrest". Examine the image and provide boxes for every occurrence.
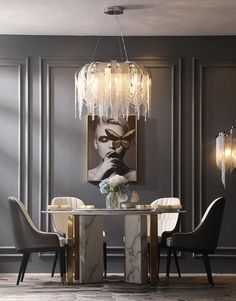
[54,230,66,238]
[25,229,61,250]
[160,214,181,245]
[161,230,176,245]
[167,227,214,252]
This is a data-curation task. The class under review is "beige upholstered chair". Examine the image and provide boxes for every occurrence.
[51,196,107,277]
[147,197,181,277]
[51,196,84,237]
[8,197,66,285]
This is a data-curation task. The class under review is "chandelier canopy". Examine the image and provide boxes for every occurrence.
[74,6,152,121]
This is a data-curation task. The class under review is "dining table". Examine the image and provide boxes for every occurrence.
[43,207,182,285]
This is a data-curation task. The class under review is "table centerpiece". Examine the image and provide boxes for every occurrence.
[99,175,128,209]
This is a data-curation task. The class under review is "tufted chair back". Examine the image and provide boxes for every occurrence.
[51,196,84,237]
[147,197,181,237]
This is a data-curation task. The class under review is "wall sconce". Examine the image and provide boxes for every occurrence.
[216,126,236,187]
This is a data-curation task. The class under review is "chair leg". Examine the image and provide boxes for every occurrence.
[147,242,150,273]
[157,246,161,279]
[21,253,30,282]
[59,247,66,284]
[17,254,27,285]
[103,242,107,278]
[51,251,59,277]
[203,253,214,286]
[173,250,181,278]
[166,248,172,278]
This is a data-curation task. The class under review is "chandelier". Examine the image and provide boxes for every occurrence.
[216,126,236,187]
[75,6,152,121]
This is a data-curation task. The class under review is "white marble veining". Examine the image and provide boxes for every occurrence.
[124,215,148,284]
[79,216,103,283]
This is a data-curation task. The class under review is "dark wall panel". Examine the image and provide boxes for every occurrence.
[193,58,236,258]
[0,57,29,259]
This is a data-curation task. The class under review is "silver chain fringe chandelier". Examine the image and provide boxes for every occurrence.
[74,6,152,121]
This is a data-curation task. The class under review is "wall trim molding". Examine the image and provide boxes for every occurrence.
[0,56,29,257]
[192,57,236,258]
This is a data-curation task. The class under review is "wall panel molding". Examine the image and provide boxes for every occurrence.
[0,56,29,257]
[192,57,236,258]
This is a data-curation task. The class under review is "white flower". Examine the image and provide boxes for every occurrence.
[99,175,128,194]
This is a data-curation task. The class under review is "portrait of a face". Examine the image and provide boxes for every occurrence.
[87,115,137,182]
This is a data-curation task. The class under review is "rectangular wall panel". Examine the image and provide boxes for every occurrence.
[193,58,236,257]
[0,57,29,256]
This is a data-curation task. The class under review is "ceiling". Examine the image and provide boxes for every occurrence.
[0,0,236,36]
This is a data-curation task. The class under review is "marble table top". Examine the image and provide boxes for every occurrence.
[42,208,182,216]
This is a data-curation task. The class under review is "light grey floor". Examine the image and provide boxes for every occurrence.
[0,274,236,301]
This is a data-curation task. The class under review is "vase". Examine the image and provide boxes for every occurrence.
[106,192,128,209]
[116,192,128,208]
[106,192,118,209]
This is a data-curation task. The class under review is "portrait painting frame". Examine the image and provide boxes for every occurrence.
[87,115,138,182]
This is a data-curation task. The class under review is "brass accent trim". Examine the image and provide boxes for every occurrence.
[67,215,74,283]
[149,214,158,285]
[74,215,80,280]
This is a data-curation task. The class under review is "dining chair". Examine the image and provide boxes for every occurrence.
[147,197,182,278]
[50,196,107,277]
[8,196,66,285]
[166,196,225,286]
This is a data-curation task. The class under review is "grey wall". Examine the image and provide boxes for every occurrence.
[0,35,236,274]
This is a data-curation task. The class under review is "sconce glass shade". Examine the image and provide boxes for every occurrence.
[216,127,236,187]
[75,60,151,120]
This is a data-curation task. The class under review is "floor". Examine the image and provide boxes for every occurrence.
[0,274,236,301]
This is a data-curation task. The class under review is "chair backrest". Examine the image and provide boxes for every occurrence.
[194,196,225,252]
[8,196,42,251]
[51,196,85,236]
[147,197,181,237]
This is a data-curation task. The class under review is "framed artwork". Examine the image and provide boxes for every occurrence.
[87,115,137,182]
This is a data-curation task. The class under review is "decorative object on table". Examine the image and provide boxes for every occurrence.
[99,175,128,209]
[216,126,236,187]
[80,205,96,209]
[130,191,140,203]
[120,191,140,209]
[75,6,151,121]
[121,202,135,209]
[136,204,152,210]
[87,115,137,182]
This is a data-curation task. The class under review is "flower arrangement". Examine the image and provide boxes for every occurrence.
[99,175,128,195]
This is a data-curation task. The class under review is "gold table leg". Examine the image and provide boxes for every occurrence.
[74,215,80,280]
[67,215,74,284]
[150,214,158,285]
